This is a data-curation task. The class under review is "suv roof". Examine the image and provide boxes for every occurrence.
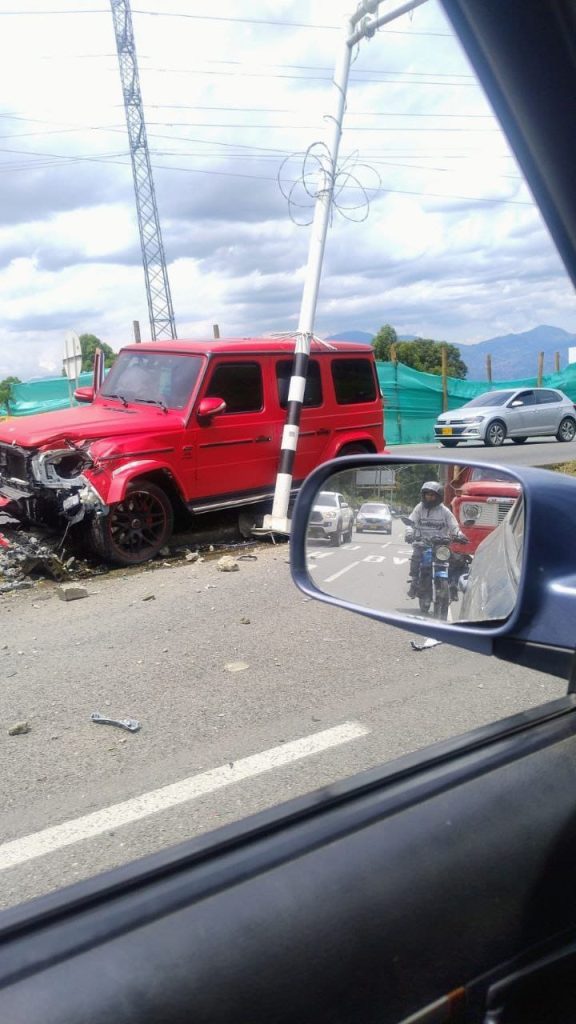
[119,338,374,357]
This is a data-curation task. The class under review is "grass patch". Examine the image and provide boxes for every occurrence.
[544,460,576,476]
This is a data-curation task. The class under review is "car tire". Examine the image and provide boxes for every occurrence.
[90,479,174,566]
[557,417,576,442]
[330,527,342,547]
[433,578,450,620]
[484,420,507,447]
[512,437,527,444]
[439,440,459,447]
[344,525,353,543]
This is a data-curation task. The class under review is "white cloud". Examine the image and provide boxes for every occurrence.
[0,0,574,380]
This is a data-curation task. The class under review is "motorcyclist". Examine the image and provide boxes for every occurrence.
[406,481,467,599]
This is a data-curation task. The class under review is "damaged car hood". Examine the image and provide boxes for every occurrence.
[0,402,184,449]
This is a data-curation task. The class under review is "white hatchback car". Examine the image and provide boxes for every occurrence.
[434,387,576,447]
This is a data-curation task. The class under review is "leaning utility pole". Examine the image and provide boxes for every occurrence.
[264,0,428,533]
[110,0,177,340]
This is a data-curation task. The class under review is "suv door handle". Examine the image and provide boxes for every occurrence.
[255,435,272,443]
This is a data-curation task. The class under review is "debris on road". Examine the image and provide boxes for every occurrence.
[410,638,443,651]
[8,721,31,736]
[240,617,251,624]
[237,554,258,561]
[57,584,89,602]
[142,594,156,602]
[91,711,141,732]
[0,531,69,589]
[217,555,239,572]
[0,580,34,594]
[185,550,200,563]
[225,661,249,673]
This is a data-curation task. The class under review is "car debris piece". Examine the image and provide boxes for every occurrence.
[410,638,443,651]
[0,580,34,594]
[217,555,239,572]
[8,721,31,736]
[0,530,69,584]
[57,584,89,602]
[91,712,141,732]
[185,550,200,562]
[225,661,249,673]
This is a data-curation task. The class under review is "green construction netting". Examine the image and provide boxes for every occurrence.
[0,372,94,417]
[377,361,576,444]
[2,364,576,446]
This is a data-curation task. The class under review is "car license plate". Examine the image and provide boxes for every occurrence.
[441,427,453,436]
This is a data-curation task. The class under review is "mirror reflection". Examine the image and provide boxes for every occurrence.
[305,462,524,625]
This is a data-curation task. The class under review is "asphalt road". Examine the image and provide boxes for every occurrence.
[388,436,576,467]
[0,542,565,912]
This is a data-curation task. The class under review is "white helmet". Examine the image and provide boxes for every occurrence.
[421,481,443,505]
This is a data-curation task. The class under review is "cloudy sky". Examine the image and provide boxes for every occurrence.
[0,0,575,381]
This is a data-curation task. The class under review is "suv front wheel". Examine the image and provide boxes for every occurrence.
[90,479,174,565]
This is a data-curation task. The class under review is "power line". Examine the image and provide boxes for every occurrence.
[0,142,533,206]
[0,7,453,35]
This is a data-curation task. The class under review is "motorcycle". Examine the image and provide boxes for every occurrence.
[401,517,471,620]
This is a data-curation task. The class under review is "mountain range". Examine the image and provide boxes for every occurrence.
[327,325,576,382]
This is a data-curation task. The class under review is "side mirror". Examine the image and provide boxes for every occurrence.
[197,396,227,420]
[510,400,523,407]
[289,454,576,680]
[74,386,94,404]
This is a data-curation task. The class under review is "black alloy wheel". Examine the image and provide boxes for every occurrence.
[557,417,576,442]
[90,479,174,565]
[485,420,507,447]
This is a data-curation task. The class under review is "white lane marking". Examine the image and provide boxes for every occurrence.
[324,561,360,583]
[380,542,392,550]
[0,723,368,872]
[347,545,361,551]
[393,557,409,565]
[311,551,333,560]
[363,555,385,563]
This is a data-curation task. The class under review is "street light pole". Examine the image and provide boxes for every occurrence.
[263,0,429,533]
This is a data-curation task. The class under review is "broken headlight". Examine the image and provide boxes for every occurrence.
[31,449,92,488]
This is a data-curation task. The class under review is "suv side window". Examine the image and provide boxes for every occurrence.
[536,389,562,404]
[205,362,263,413]
[331,358,377,405]
[513,390,536,406]
[276,360,322,408]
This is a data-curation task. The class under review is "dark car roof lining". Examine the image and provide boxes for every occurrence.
[442,0,576,289]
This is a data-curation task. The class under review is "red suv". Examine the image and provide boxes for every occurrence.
[0,338,384,564]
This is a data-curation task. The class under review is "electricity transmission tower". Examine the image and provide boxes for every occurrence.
[110,0,177,339]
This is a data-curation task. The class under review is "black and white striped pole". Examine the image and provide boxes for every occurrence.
[263,0,428,535]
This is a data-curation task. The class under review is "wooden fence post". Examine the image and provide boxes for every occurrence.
[555,351,560,373]
[486,354,492,383]
[537,351,544,387]
[133,320,141,343]
[441,344,448,412]
[212,324,220,339]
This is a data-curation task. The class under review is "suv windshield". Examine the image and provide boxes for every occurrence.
[317,492,338,506]
[101,352,203,409]
[464,391,515,408]
[360,503,389,513]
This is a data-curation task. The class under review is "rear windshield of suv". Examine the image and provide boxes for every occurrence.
[331,358,377,405]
